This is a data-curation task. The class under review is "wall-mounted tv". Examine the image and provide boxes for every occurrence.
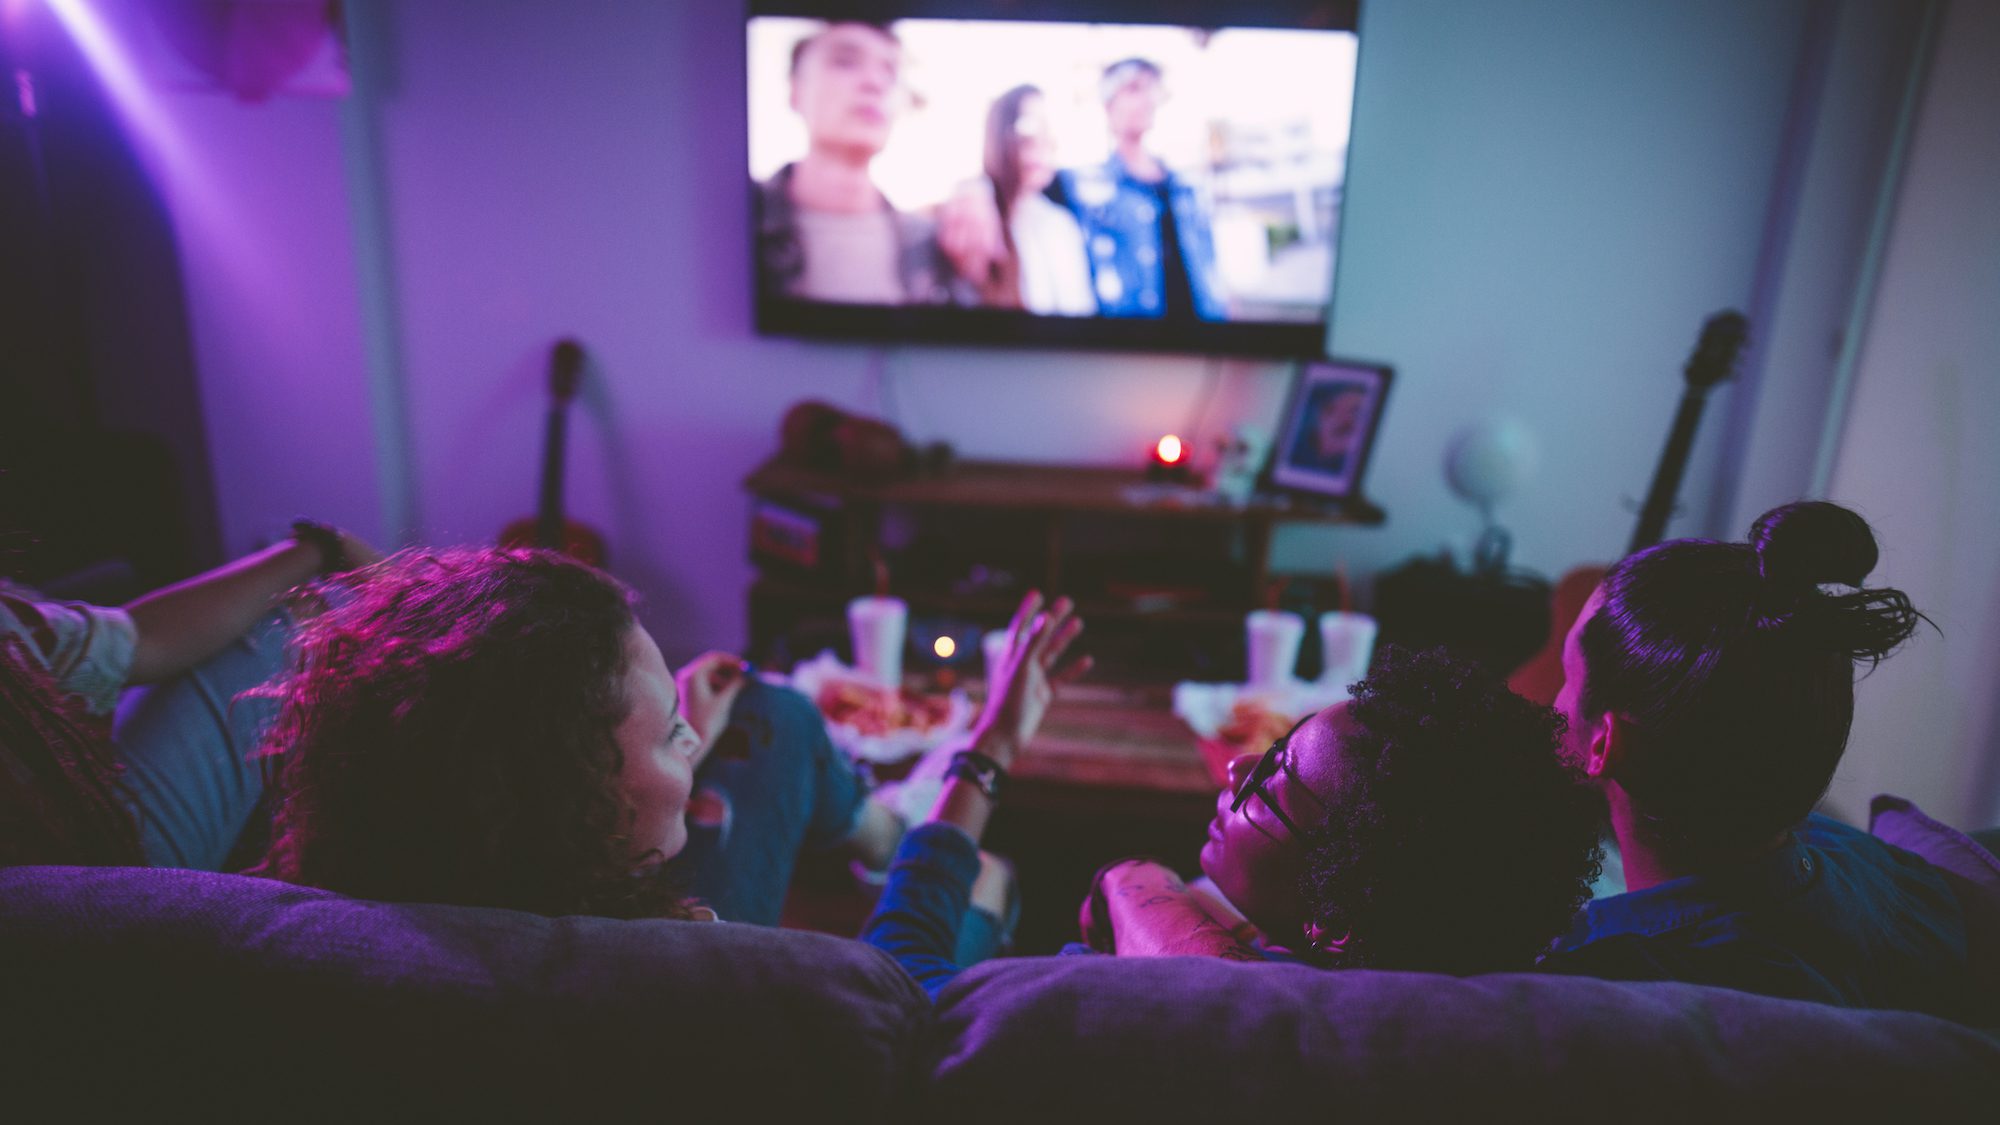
[749,1,1363,358]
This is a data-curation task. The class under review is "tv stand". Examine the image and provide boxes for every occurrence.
[743,457,1382,683]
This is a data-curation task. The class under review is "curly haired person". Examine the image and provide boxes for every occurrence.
[252,547,1045,956]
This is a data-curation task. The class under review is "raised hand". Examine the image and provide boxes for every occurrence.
[973,591,1092,767]
[674,651,749,764]
[937,181,1006,292]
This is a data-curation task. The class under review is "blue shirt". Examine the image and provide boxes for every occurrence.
[860,822,983,1000]
[1538,815,1989,1023]
[1052,155,1226,321]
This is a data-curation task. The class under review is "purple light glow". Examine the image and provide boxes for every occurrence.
[44,0,261,276]
[13,68,34,117]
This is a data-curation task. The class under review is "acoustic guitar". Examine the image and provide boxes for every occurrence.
[499,338,607,567]
[1509,311,1750,705]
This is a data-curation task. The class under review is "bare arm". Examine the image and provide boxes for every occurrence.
[1098,860,1263,961]
[123,528,380,684]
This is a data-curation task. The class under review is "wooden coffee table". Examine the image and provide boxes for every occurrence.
[1010,682,1217,798]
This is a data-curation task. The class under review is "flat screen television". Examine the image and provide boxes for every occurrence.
[748,1,1363,358]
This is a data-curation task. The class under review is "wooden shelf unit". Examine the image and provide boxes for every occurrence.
[743,457,1382,677]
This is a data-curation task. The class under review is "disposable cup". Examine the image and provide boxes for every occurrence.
[1244,610,1306,690]
[847,596,908,688]
[1317,611,1378,688]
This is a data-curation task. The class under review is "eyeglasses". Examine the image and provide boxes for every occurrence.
[1229,715,1327,840]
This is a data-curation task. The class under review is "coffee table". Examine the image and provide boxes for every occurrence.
[1009,682,1218,801]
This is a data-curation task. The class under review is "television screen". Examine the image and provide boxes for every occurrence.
[748,1,1363,357]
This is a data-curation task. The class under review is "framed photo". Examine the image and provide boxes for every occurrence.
[1266,358,1393,502]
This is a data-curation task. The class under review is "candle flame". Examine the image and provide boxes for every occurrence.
[933,636,957,659]
[1156,434,1184,464]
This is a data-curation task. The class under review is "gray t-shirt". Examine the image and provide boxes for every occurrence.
[791,208,905,306]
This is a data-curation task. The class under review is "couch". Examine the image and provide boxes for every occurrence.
[3,862,1995,1123]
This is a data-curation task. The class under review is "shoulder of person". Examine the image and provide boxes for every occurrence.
[753,164,797,223]
[1063,164,1121,210]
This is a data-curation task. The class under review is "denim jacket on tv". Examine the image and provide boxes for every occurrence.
[1054,154,1226,321]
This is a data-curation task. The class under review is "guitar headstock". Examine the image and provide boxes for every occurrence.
[1684,310,1748,390]
[549,338,586,402]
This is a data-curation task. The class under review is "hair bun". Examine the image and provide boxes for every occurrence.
[1750,502,1878,589]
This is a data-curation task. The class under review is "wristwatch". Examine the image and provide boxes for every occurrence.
[945,749,1007,803]
[289,519,350,574]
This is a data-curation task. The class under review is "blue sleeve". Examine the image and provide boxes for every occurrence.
[860,822,981,1001]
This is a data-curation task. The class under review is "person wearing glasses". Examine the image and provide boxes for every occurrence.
[1079,647,1604,973]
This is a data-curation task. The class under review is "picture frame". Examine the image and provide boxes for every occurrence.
[1265,357,1393,503]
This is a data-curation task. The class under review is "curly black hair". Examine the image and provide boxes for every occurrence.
[252,548,693,920]
[1299,646,1602,974]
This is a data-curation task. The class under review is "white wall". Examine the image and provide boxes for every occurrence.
[1824,0,2000,829]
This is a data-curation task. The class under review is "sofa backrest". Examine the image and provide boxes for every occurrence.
[0,866,928,1121]
[8,865,1999,1123]
[923,955,2000,1124]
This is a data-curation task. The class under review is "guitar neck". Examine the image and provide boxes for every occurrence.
[534,404,569,548]
[1628,385,1711,554]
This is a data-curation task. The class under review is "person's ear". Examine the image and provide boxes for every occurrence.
[1584,711,1630,780]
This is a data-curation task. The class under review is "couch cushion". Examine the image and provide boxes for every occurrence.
[925,956,2000,1123]
[0,865,928,1121]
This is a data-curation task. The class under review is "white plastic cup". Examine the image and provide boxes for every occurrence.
[847,596,908,688]
[1318,611,1379,688]
[1244,610,1306,690]
[982,629,1014,695]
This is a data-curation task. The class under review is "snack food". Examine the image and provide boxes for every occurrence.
[1215,698,1296,756]
[816,679,956,738]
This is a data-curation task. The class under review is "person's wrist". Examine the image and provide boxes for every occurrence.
[969,721,1019,768]
[945,749,1006,803]
[289,519,349,575]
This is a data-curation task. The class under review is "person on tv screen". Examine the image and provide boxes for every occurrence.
[754,21,968,307]
[1052,58,1226,321]
[976,85,1095,316]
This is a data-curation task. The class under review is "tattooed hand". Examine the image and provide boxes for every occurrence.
[1079,857,1265,961]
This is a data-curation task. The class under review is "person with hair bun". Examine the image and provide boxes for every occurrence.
[1539,501,1993,1020]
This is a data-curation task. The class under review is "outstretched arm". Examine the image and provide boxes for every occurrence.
[124,527,380,684]
[862,591,1090,997]
[1090,859,1263,961]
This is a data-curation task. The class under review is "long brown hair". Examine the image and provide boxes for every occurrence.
[254,548,694,919]
[976,83,1044,309]
[0,639,145,867]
